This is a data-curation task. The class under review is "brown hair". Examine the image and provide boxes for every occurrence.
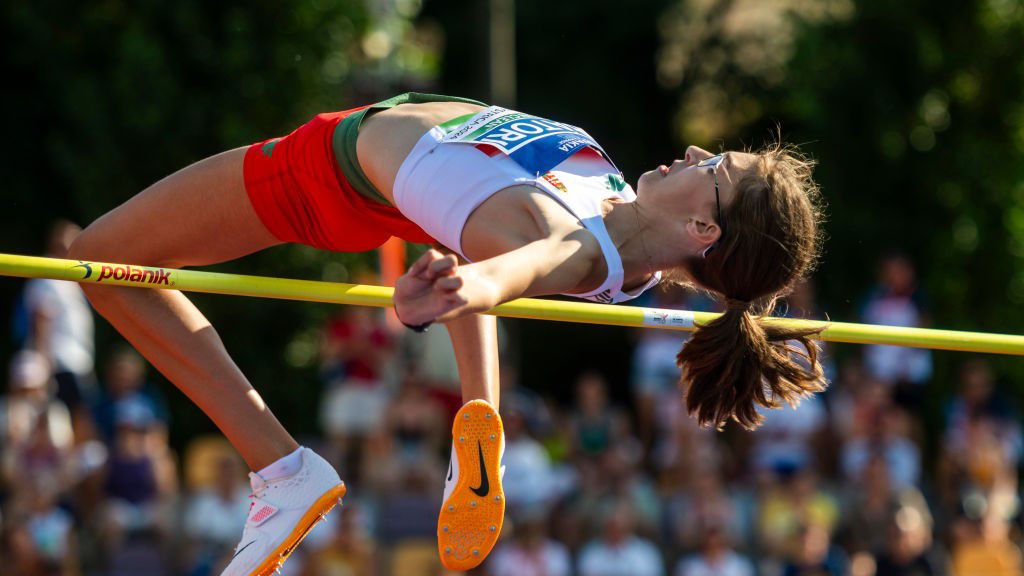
[675,143,827,429]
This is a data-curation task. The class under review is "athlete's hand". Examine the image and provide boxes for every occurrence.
[394,249,466,326]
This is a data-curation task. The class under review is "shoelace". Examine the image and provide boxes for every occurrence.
[233,474,270,553]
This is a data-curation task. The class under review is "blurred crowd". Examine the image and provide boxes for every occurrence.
[1,222,1021,576]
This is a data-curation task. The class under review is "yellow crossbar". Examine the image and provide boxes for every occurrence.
[1,253,1021,356]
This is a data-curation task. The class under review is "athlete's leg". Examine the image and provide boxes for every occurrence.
[446,313,500,407]
[410,248,501,406]
[67,147,296,471]
[399,250,506,570]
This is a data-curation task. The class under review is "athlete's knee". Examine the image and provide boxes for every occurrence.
[66,223,120,265]
[68,219,173,268]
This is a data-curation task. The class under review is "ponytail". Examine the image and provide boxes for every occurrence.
[676,297,825,430]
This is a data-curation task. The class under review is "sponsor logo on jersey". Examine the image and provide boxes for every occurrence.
[473,116,589,154]
[442,106,617,176]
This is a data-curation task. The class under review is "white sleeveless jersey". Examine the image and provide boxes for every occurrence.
[393,106,661,304]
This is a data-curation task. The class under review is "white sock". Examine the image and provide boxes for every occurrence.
[256,447,304,481]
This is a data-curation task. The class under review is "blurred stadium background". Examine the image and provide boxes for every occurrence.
[1,0,1023,574]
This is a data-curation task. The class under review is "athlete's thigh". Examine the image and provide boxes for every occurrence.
[74,147,281,268]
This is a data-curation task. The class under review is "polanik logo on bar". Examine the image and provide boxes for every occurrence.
[73,261,172,286]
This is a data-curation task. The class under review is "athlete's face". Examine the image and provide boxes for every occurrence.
[637,146,758,251]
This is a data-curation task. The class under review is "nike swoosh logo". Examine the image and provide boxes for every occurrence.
[469,441,489,497]
[232,541,255,560]
[447,460,453,482]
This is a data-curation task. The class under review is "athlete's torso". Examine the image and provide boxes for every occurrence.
[357,102,653,298]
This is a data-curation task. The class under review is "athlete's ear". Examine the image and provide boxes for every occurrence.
[685,217,720,254]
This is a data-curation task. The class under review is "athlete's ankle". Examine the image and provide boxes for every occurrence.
[255,446,305,481]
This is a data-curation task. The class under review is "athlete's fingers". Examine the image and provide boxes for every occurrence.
[434,275,464,292]
[443,291,469,306]
[426,254,458,278]
[408,249,441,277]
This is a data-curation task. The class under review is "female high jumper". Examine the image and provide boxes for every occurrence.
[68,93,827,574]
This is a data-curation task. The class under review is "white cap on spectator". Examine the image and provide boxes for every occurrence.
[9,349,50,390]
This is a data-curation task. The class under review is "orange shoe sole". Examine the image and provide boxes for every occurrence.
[437,400,505,571]
[248,482,347,576]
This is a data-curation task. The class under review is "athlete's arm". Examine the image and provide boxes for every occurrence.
[393,230,599,325]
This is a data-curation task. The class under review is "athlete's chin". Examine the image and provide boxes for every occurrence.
[637,169,658,188]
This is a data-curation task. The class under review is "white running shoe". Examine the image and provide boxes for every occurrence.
[437,399,506,571]
[221,447,346,576]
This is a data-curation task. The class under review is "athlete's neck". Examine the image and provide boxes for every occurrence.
[605,199,663,290]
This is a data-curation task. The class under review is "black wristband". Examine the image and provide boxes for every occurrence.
[394,306,433,333]
[402,319,433,333]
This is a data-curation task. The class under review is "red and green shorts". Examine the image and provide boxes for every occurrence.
[242,92,484,252]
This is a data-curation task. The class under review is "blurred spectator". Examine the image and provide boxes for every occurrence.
[3,521,49,575]
[0,350,75,499]
[382,375,446,465]
[595,443,661,537]
[375,463,444,574]
[950,497,1022,576]
[21,480,77,576]
[873,504,949,576]
[749,394,828,476]
[782,522,848,576]
[401,318,508,420]
[860,252,932,403]
[300,502,376,576]
[668,468,748,553]
[828,361,891,441]
[489,510,572,576]
[674,523,754,576]
[320,306,394,385]
[938,412,1021,524]
[99,400,177,550]
[842,407,921,490]
[320,307,394,471]
[499,362,555,443]
[501,405,560,511]
[840,455,931,556]
[839,455,897,553]
[943,359,1021,470]
[650,399,721,481]
[92,345,169,445]
[757,470,839,558]
[577,503,664,576]
[568,371,630,461]
[183,451,250,576]
[21,220,95,411]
